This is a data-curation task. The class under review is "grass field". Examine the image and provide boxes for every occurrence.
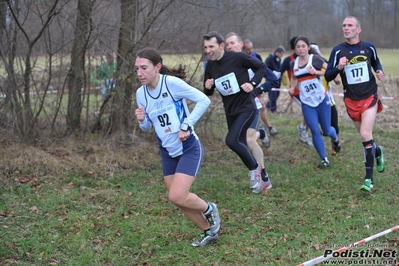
[0,114,398,265]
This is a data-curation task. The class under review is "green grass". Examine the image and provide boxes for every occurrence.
[1,115,398,265]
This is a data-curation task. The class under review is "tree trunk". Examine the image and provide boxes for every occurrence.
[66,0,94,134]
[107,0,138,136]
[0,1,11,127]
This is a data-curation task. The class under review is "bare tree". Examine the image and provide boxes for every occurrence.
[66,0,95,134]
[0,1,10,126]
[92,0,176,135]
[0,1,61,142]
[109,0,139,134]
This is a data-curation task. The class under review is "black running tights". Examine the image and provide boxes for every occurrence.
[225,110,258,171]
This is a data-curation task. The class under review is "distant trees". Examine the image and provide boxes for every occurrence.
[0,0,397,143]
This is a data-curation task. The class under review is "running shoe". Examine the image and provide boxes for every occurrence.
[259,125,270,148]
[191,232,218,247]
[376,146,385,173]
[331,140,338,155]
[269,126,279,135]
[204,202,221,234]
[297,123,313,146]
[297,123,308,143]
[333,139,341,153]
[360,179,374,192]
[305,137,314,147]
[248,165,261,189]
[318,158,330,168]
[252,175,272,194]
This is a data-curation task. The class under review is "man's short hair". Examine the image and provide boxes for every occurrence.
[243,39,253,46]
[345,16,361,28]
[275,45,286,53]
[225,32,242,42]
[203,31,225,44]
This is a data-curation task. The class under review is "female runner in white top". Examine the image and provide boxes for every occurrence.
[134,48,221,247]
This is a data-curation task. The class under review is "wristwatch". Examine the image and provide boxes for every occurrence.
[180,123,190,132]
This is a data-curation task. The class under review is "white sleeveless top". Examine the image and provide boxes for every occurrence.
[136,74,210,157]
[293,54,326,107]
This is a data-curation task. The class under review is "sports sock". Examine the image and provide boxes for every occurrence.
[204,229,213,236]
[362,140,374,181]
[261,169,269,182]
[203,202,213,215]
[259,129,266,139]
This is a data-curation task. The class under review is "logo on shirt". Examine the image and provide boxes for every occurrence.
[162,92,168,98]
[348,55,368,65]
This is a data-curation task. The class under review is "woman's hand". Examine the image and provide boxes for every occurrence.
[135,107,146,122]
[178,130,190,142]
